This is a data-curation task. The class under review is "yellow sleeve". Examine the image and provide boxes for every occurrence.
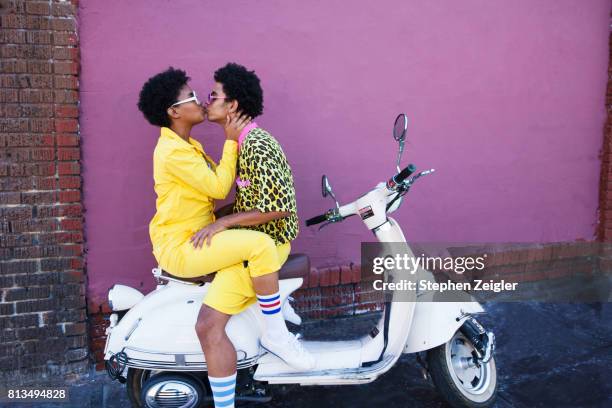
[165,140,237,200]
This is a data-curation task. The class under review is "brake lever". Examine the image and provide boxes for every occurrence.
[318,221,334,230]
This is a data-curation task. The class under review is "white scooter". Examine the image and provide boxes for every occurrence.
[104,114,498,408]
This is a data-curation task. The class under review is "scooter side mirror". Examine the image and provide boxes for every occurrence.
[393,113,408,172]
[393,113,408,142]
[322,175,331,198]
[321,175,340,208]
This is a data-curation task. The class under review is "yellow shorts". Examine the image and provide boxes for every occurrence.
[161,229,282,279]
[204,242,291,315]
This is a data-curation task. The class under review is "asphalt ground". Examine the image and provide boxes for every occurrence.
[3,302,611,407]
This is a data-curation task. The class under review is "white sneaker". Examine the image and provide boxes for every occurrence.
[260,332,316,371]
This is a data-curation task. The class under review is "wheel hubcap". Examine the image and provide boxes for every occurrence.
[144,380,199,408]
[447,333,491,396]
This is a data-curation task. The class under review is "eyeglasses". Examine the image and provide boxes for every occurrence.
[170,91,201,108]
[206,92,228,105]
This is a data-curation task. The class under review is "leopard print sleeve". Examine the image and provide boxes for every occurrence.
[249,136,297,215]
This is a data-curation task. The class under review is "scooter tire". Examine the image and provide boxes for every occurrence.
[427,331,497,408]
[126,368,150,408]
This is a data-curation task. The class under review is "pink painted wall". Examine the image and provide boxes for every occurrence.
[80,0,611,306]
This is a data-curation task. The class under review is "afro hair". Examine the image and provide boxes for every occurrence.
[214,63,263,118]
[137,67,190,127]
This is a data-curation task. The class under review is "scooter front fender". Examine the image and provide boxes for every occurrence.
[403,301,484,353]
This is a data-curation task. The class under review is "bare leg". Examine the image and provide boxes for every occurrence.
[195,304,236,376]
[252,271,279,295]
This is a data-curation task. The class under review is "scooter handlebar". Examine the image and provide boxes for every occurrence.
[305,213,328,226]
[387,164,416,189]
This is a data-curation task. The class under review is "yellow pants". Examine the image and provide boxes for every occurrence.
[161,229,289,315]
[204,242,290,315]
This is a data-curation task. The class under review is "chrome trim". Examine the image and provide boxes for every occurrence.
[115,348,260,372]
[124,318,141,341]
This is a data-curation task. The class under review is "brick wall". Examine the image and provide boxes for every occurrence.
[0,0,86,385]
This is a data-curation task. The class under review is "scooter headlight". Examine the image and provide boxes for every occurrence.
[108,284,144,311]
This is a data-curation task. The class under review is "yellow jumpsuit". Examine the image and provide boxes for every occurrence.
[149,127,286,314]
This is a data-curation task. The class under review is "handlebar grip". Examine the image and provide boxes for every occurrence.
[306,213,328,226]
[387,164,416,188]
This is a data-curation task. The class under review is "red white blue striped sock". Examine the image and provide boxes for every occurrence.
[257,292,288,337]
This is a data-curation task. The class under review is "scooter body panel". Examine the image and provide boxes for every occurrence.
[104,278,304,371]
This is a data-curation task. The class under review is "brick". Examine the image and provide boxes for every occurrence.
[60,218,82,231]
[27,60,52,74]
[54,89,78,103]
[5,287,50,302]
[14,272,59,286]
[9,162,55,177]
[59,190,80,203]
[59,295,85,309]
[21,191,58,205]
[26,15,51,30]
[52,3,76,17]
[0,260,38,274]
[53,61,78,75]
[0,206,32,220]
[0,315,39,331]
[3,1,26,13]
[340,265,352,285]
[20,74,54,88]
[0,74,19,88]
[17,326,63,341]
[0,89,19,102]
[53,47,79,62]
[19,89,54,103]
[58,161,80,175]
[51,17,76,32]
[26,2,51,15]
[54,105,78,118]
[26,31,53,45]
[52,32,78,46]
[30,118,55,133]
[1,60,27,74]
[64,322,86,336]
[56,134,78,146]
[10,218,58,233]
[1,14,26,29]
[58,176,80,189]
[57,147,79,161]
[5,134,54,147]
[0,303,15,315]
[5,44,53,59]
[0,192,21,205]
[55,119,78,133]
[15,298,60,314]
[0,30,27,44]
[60,270,84,283]
[0,118,28,132]
[40,258,73,272]
[43,309,86,325]
[0,234,33,248]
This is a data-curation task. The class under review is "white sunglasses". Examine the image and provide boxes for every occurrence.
[170,91,201,108]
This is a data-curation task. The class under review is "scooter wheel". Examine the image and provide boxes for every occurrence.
[140,373,207,408]
[427,330,498,408]
[126,368,150,408]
